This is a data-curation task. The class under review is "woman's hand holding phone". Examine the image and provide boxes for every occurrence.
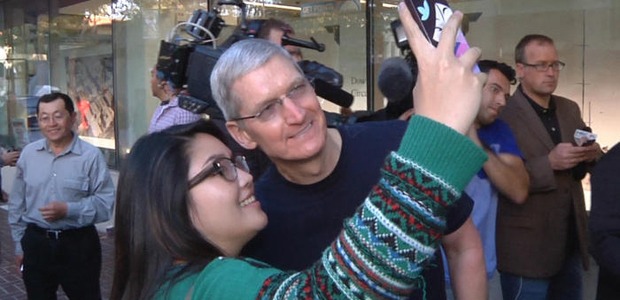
[397,2,485,135]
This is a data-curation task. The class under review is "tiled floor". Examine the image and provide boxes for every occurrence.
[0,207,114,300]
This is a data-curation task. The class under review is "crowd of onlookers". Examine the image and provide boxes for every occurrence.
[3,3,619,300]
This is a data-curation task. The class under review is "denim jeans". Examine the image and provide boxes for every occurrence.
[500,253,582,300]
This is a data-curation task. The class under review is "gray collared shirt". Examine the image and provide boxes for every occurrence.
[8,133,116,255]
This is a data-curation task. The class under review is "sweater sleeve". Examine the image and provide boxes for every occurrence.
[256,116,486,299]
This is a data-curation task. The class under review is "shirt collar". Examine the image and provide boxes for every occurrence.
[160,96,179,108]
[35,132,82,156]
[519,85,556,115]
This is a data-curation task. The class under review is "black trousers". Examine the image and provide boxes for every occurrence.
[22,224,102,300]
[596,266,620,300]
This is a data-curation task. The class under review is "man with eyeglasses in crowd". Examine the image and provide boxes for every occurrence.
[497,34,602,300]
[8,92,115,299]
[211,38,487,300]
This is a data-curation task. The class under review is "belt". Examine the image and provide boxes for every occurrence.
[27,223,94,240]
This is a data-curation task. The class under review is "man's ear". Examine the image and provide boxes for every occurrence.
[515,64,525,81]
[70,111,78,123]
[226,121,258,150]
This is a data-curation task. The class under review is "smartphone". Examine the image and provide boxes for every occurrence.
[574,128,597,146]
[582,139,596,146]
[404,0,480,73]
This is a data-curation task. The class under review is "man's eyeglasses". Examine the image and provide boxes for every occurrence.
[38,113,68,124]
[188,156,249,188]
[520,61,565,72]
[230,79,312,122]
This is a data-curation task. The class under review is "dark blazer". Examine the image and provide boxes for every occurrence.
[497,87,590,278]
[589,142,620,299]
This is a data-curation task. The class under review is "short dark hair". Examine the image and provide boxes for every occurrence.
[514,34,555,64]
[111,120,228,300]
[36,92,75,115]
[478,59,517,85]
[257,18,295,39]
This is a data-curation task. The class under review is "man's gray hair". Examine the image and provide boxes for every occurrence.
[210,39,304,120]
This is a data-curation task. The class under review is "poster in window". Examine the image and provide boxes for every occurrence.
[65,54,115,149]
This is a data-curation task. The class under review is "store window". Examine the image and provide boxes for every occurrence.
[113,0,379,159]
[0,0,117,166]
[0,0,618,171]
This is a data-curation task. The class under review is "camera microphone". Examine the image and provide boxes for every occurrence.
[377,57,414,104]
[297,60,353,108]
[310,78,354,108]
[282,35,325,52]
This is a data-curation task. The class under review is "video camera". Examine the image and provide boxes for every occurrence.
[347,19,416,123]
[389,19,419,87]
[156,0,353,119]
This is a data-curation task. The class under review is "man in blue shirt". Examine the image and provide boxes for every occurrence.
[443,60,530,299]
[8,92,116,299]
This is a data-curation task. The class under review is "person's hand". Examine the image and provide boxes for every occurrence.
[39,201,68,222]
[15,255,23,275]
[398,5,485,134]
[582,142,602,162]
[2,150,19,166]
[548,142,595,170]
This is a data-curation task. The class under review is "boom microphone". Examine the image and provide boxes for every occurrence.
[377,57,414,104]
[298,60,353,108]
[310,78,354,108]
[282,35,325,52]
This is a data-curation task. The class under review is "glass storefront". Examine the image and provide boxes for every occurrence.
[0,0,618,170]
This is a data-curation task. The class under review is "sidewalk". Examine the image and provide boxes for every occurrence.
[0,207,114,299]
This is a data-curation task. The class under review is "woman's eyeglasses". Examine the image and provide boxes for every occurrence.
[188,156,249,189]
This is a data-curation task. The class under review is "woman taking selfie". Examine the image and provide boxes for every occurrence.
[111,6,487,300]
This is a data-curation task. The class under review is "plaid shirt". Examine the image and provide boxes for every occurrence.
[148,96,201,133]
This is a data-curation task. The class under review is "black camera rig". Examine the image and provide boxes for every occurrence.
[156,0,353,119]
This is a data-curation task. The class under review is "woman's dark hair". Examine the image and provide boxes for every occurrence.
[36,92,75,115]
[111,120,228,300]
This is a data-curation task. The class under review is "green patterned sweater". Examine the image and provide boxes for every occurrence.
[156,116,487,299]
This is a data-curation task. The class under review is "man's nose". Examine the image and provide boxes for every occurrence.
[281,98,306,123]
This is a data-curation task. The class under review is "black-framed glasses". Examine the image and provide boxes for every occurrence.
[188,156,249,189]
[230,78,312,122]
[520,61,565,72]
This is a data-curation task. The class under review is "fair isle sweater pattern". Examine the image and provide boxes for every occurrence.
[257,151,463,299]
[167,117,485,300]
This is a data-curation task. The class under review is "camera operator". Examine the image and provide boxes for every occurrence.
[148,64,201,133]
[355,20,419,123]
[252,18,356,127]
[356,55,417,122]
[256,18,303,61]
[156,6,351,178]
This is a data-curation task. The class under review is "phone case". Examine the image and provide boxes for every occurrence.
[404,0,479,73]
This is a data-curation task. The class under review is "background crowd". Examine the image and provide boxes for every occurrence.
[1,1,618,300]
